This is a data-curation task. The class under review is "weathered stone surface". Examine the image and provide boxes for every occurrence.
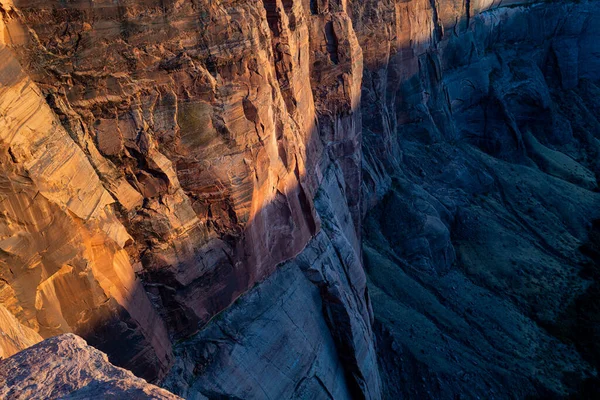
[163,264,352,400]
[296,164,380,399]
[0,4,172,381]
[162,162,380,400]
[0,0,375,394]
[0,0,365,342]
[0,334,182,400]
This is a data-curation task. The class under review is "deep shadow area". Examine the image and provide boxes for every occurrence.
[542,219,600,399]
[357,1,600,398]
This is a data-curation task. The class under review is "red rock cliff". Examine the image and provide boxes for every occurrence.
[0,0,368,388]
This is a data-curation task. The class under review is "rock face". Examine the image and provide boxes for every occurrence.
[0,3,172,380]
[355,0,600,398]
[1,0,600,399]
[0,304,42,359]
[0,0,376,397]
[0,333,182,399]
[162,162,380,399]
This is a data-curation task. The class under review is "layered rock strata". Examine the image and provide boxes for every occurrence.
[0,0,600,399]
[0,0,377,397]
[0,4,172,380]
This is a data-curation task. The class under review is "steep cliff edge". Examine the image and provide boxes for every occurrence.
[1,0,600,399]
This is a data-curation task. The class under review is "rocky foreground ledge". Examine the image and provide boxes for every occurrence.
[0,334,181,400]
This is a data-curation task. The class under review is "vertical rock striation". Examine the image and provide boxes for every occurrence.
[1,0,378,397]
[0,3,172,380]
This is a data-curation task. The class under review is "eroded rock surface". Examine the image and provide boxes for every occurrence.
[0,4,172,380]
[0,333,182,400]
[0,304,42,359]
[163,162,381,399]
[0,0,375,397]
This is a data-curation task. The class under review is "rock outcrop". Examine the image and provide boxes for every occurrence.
[0,333,182,399]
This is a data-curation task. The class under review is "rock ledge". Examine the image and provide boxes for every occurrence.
[0,334,181,400]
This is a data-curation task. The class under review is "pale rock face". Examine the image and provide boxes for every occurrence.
[0,333,182,400]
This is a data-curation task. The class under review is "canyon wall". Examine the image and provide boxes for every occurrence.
[1,0,378,397]
[354,0,600,398]
[1,0,600,399]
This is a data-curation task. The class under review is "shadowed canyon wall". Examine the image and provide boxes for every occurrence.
[355,0,600,398]
[1,0,600,399]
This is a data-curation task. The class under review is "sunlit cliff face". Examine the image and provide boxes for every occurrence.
[0,0,369,389]
[1,0,600,399]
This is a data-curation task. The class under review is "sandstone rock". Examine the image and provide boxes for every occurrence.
[0,0,376,392]
[0,334,182,400]
[2,0,323,347]
[162,162,380,400]
[0,304,42,359]
[0,6,173,381]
